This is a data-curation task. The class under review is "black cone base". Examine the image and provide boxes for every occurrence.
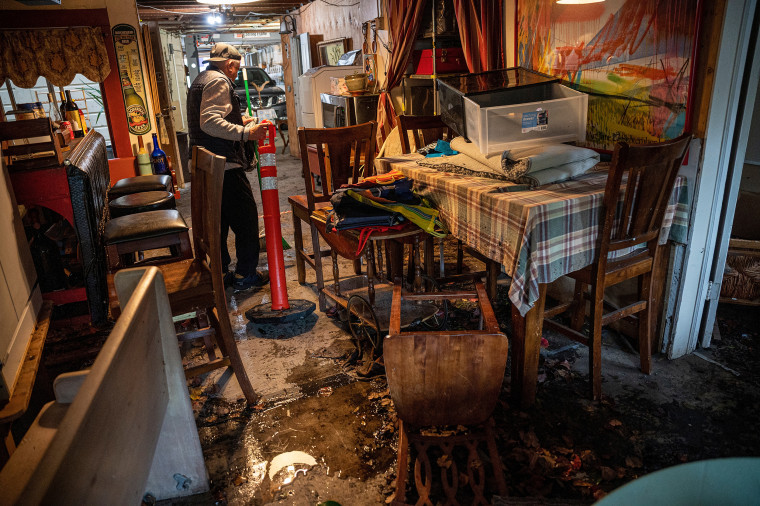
[245,298,316,324]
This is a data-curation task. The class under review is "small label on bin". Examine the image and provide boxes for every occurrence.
[522,109,549,133]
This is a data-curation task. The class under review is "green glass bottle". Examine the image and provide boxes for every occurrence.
[120,71,150,135]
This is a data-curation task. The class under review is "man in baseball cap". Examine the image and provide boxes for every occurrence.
[187,42,269,291]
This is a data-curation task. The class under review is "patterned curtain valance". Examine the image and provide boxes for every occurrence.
[0,27,110,88]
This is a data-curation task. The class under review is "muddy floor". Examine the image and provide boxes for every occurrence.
[32,135,760,505]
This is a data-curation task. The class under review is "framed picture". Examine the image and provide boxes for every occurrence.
[317,38,349,66]
[517,0,702,151]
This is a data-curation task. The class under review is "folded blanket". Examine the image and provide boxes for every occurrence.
[501,143,600,180]
[450,137,503,172]
[416,153,512,181]
[518,157,601,187]
[415,138,600,188]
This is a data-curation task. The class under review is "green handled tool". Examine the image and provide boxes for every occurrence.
[242,68,291,250]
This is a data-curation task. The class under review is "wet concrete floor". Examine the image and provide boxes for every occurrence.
[171,137,760,505]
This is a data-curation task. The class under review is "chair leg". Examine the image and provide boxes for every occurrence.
[455,239,464,274]
[571,281,587,331]
[485,419,508,496]
[310,222,327,311]
[209,306,259,405]
[638,272,654,374]
[393,420,410,505]
[424,237,435,279]
[196,309,218,361]
[486,260,499,301]
[291,205,306,285]
[589,283,604,401]
[353,258,362,275]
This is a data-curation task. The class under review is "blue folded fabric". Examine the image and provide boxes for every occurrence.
[420,139,459,158]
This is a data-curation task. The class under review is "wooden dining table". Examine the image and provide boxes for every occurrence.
[375,153,690,406]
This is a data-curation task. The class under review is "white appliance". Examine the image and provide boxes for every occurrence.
[298,65,362,128]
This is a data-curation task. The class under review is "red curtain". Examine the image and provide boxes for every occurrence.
[376,0,428,147]
[452,0,504,73]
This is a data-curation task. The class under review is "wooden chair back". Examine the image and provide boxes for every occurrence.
[190,146,226,293]
[0,266,207,503]
[297,121,377,211]
[384,282,508,427]
[599,134,692,261]
[397,114,454,154]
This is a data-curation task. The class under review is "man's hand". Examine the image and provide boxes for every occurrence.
[242,115,256,126]
[248,123,268,141]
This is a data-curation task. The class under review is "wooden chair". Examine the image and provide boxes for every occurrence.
[397,114,500,299]
[0,266,208,503]
[292,122,378,309]
[107,146,258,404]
[543,133,692,400]
[385,280,509,505]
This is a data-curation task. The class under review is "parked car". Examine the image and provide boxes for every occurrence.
[233,66,287,121]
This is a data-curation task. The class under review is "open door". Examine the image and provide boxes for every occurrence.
[142,23,185,189]
[669,0,759,357]
[699,16,760,349]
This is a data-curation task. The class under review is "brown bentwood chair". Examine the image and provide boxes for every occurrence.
[293,122,378,309]
[117,147,258,404]
[544,133,692,401]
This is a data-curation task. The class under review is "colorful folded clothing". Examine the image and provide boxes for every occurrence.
[329,176,447,237]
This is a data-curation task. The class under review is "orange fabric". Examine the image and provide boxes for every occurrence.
[452,0,504,73]
[376,0,428,147]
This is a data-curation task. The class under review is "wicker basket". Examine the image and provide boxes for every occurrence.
[720,239,760,304]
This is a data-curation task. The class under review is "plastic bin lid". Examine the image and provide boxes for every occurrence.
[437,67,559,97]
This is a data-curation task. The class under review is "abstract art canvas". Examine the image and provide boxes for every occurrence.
[517,0,700,151]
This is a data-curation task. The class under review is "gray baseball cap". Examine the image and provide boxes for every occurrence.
[206,43,242,63]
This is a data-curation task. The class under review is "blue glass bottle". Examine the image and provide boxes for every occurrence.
[150,133,169,175]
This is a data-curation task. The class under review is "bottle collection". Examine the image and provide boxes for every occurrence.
[59,90,88,138]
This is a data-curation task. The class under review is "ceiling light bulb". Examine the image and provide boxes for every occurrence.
[207,13,216,24]
[196,0,255,5]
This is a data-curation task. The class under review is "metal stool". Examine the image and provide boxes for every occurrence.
[108,190,175,218]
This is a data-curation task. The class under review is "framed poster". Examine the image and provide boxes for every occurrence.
[517,0,701,151]
[317,38,349,66]
[112,24,152,136]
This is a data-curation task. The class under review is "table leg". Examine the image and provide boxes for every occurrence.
[510,283,547,407]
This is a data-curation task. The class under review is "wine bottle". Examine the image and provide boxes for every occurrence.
[136,136,152,175]
[64,90,83,138]
[150,133,169,176]
[47,93,63,126]
[121,71,150,135]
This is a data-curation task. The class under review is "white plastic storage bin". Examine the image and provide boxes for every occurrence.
[438,68,588,155]
[464,83,587,154]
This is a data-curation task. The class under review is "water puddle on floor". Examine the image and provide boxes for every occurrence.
[195,374,397,504]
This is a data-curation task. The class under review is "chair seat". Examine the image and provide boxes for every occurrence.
[569,249,654,286]
[104,209,188,244]
[288,194,330,214]
[158,259,214,314]
[109,174,173,199]
[109,191,175,218]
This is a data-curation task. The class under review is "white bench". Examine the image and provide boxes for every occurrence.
[0,267,209,504]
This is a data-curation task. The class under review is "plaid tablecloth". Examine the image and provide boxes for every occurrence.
[376,154,690,316]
